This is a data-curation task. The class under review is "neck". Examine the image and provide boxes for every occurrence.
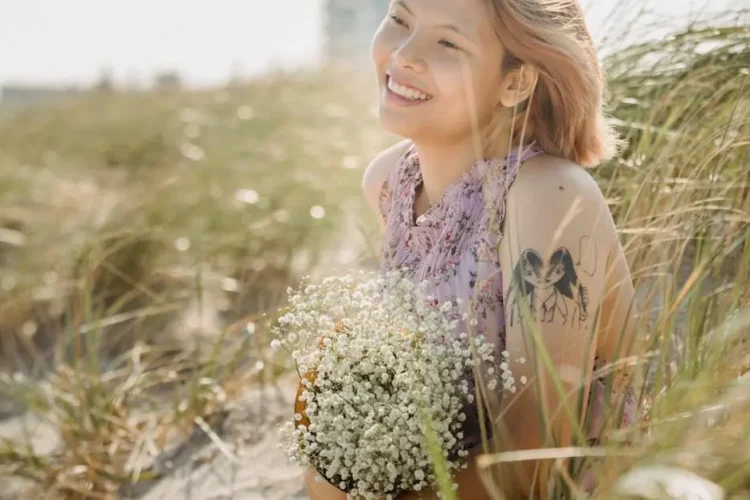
[412,135,515,207]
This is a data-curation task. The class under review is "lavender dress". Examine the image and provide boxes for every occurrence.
[377,141,636,485]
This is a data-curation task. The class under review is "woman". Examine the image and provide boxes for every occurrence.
[306,0,639,497]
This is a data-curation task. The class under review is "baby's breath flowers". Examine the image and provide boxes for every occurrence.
[272,269,516,499]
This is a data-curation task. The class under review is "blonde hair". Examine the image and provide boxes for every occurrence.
[486,0,622,167]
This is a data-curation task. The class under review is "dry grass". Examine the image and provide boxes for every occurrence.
[471,13,750,500]
[0,68,391,498]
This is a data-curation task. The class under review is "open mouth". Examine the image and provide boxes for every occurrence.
[386,75,433,101]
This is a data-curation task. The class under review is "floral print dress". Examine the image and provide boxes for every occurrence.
[377,140,637,489]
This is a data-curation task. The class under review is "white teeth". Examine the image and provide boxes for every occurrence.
[387,78,431,101]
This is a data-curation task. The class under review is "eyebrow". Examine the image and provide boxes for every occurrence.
[393,0,477,43]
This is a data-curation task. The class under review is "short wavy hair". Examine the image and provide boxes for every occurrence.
[486,0,622,167]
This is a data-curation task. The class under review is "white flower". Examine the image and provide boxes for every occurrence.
[274,269,503,497]
[270,339,281,349]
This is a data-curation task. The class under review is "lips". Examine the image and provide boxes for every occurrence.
[386,74,433,101]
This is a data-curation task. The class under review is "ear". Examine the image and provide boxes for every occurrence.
[497,64,539,108]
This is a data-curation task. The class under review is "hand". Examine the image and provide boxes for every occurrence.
[303,467,348,500]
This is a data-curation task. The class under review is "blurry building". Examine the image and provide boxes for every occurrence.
[154,70,183,90]
[0,84,82,108]
[323,0,388,63]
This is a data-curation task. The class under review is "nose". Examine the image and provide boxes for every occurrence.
[392,36,426,73]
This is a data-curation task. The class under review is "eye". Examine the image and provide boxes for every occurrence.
[439,40,461,50]
[389,14,408,28]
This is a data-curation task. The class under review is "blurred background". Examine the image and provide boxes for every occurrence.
[0,0,744,97]
[0,1,749,499]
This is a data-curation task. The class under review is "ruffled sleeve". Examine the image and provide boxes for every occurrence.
[378,171,395,225]
[377,143,413,228]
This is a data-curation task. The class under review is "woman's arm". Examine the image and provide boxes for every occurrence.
[495,155,621,497]
[596,242,639,378]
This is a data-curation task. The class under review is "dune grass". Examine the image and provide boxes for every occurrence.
[0,7,749,500]
[0,68,393,497]
[470,14,750,500]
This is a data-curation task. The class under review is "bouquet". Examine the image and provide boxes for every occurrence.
[272,269,518,499]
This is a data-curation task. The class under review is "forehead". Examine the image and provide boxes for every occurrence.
[392,0,497,42]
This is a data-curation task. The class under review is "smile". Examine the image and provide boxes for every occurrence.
[386,75,433,101]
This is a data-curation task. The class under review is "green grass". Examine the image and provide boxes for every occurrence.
[0,8,749,500]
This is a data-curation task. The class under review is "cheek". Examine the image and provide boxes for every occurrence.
[474,69,504,117]
[432,57,474,98]
[428,63,476,131]
[433,60,498,125]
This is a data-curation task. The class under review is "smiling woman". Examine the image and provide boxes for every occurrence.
[371,0,506,152]
[306,0,640,497]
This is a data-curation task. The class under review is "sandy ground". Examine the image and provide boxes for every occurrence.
[0,207,372,500]
[0,374,307,500]
[134,375,307,500]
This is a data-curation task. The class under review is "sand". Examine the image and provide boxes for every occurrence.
[0,374,308,500]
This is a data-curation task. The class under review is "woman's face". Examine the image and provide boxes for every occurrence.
[371,0,507,144]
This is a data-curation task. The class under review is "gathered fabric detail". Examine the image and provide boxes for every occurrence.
[379,141,544,285]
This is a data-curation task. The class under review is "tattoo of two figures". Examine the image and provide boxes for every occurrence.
[506,235,598,328]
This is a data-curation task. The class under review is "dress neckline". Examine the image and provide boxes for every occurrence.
[401,141,543,228]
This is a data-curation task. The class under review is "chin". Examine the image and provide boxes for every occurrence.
[377,105,428,141]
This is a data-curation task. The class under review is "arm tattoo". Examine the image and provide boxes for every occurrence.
[506,243,592,329]
[576,235,598,278]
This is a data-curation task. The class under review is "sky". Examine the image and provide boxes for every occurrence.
[0,0,743,89]
[0,0,322,87]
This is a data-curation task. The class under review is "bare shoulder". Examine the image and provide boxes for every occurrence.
[500,153,620,277]
[508,157,637,364]
[362,139,412,220]
[511,154,607,205]
[507,153,616,236]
